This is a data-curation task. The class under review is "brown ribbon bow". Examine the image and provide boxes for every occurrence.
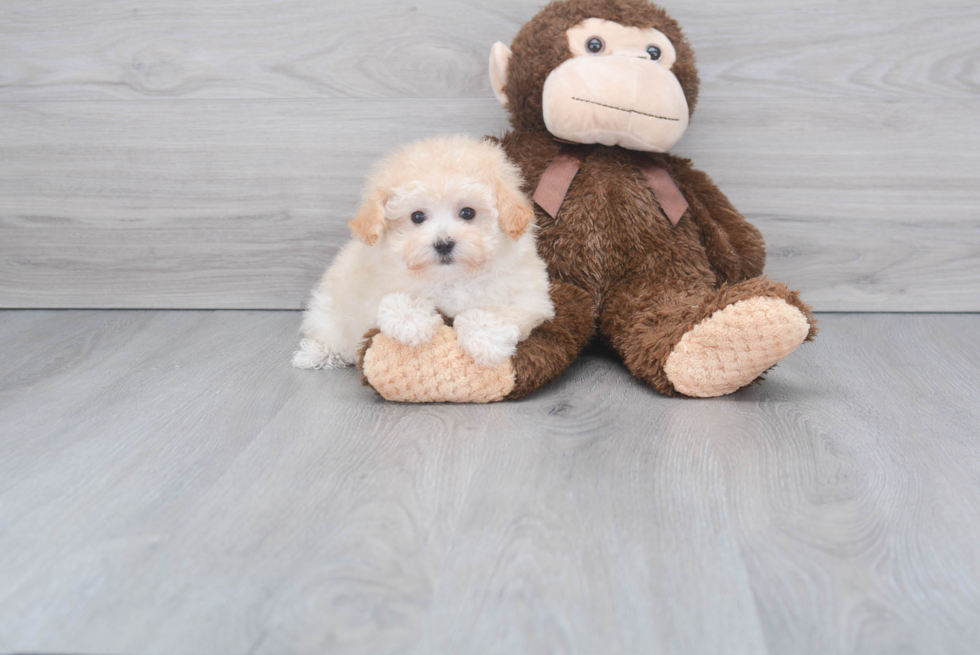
[532,144,689,227]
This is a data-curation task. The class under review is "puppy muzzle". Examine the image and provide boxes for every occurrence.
[434,239,455,264]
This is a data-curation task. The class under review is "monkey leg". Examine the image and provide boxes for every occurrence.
[357,281,596,403]
[600,277,817,397]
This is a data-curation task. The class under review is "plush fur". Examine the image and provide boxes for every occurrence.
[503,0,700,131]
[357,0,816,401]
[293,135,555,371]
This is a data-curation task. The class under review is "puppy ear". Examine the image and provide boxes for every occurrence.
[497,179,535,240]
[348,191,387,246]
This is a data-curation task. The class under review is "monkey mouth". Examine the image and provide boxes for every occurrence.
[571,97,680,122]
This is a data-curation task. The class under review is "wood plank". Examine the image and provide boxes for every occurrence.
[0,0,976,101]
[0,310,979,653]
[1,97,977,311]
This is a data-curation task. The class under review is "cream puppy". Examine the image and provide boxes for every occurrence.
[292,135,554,370]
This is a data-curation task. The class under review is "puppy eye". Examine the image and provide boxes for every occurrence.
[586,37,604,54]
[411,211,426,224]
[459,207,476,220]
[646,45,662,61]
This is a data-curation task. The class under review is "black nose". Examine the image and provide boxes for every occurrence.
[434,239,455,255]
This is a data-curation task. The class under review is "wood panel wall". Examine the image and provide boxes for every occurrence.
[1,0,977,310]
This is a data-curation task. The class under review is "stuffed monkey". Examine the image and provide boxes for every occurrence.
[358,0,816,402]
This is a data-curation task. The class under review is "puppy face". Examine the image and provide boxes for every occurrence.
[349,135,534,279]
[383,178,496,275]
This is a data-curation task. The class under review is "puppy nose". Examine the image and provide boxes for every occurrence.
[434,239,455,255]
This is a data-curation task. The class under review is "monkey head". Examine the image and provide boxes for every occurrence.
[489,0,699,153]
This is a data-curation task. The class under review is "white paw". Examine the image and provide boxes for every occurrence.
[376,293,443,347]
[453,309,520,367]
[291,339,352,369]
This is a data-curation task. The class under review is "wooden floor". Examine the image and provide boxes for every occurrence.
[1,310,979,654]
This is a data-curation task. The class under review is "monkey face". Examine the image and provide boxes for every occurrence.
[540,18,689,152]
[490,2,700,152]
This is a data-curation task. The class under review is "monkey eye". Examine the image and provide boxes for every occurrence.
[586,37,604,54]
[459,207,476,220]
[411,211,426,224]
[646,45,662,61]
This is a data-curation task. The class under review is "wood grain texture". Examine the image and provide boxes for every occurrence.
[1,97,977,311]
[0,0,976,101]
[0,0,978,311]
[0,310,979,654]
[0,99,509,309]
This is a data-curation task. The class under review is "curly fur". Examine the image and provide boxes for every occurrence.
[294,135,555,370]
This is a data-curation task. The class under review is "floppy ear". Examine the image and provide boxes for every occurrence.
[489,42,512,106]
[348,190,387,246]
[497,179,535,239]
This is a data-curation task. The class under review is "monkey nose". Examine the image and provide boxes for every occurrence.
[434,239,455,255]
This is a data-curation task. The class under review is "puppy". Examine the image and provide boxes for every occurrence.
[292,135,555,371]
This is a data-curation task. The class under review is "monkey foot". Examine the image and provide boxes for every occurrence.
[663,296,810,398]
[359,325,515,403]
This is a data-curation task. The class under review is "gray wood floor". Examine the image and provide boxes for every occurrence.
[2,0,979,311]
[1,310,979,654]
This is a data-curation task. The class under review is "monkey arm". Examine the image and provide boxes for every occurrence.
[670,161,767,284]
[355,280,596,403]
[505,279,597,400]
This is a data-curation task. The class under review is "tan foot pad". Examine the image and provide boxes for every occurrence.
[362,325,515,403]
[664,297,810,398]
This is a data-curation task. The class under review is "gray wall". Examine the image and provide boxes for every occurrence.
[2,0,977,311]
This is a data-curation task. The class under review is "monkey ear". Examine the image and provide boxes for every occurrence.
[489,42,512,106]
[497,179,535,239]
[348,191,388,246]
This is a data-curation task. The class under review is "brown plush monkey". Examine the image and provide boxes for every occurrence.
[358,0,816,402]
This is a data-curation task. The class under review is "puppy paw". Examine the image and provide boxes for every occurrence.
[377,293,443,347]
[291,339,352,369]
[453,309,521,367]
